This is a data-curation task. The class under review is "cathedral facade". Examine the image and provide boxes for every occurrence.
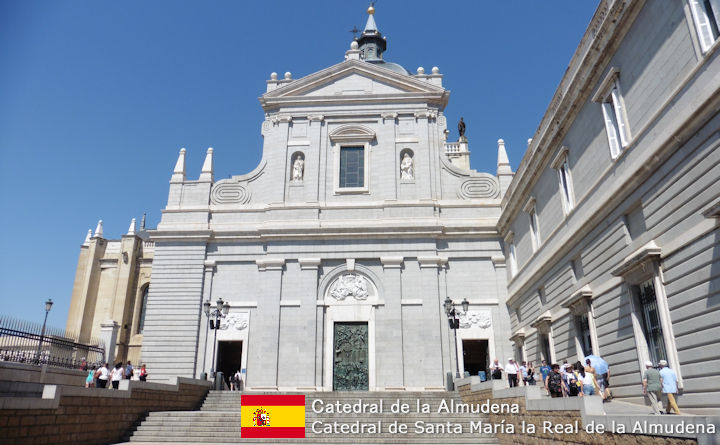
[67,7,514,391]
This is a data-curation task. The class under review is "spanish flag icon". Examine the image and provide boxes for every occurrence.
[240,395,306,439]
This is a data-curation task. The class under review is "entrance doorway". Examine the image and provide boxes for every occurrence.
[217,341,243,389]
[462,339,489,377]
[333,322,368,390]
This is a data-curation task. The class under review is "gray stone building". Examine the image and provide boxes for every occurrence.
[498,0,720,414]
[137,6,514,391]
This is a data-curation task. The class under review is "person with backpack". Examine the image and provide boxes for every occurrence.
[545,364,567,398]
[490,359,504,380]
[564,364,580,396]
[124,361,134,380]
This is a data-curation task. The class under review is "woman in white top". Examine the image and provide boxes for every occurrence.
[95,363,109,388]
[110,363,124,389]
[577,366,599,396]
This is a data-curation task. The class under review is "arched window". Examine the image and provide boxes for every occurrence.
[137,286,149,334]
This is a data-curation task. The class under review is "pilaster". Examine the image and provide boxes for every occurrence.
[378,256,404,388]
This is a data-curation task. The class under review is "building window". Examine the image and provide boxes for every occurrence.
[539,334,552,363]
[524,197,541,251]
[537,287,546,307]
[509,242,518,277]
[339,146,364,188]
[137,286,149,334]
[551,148,575,215]
[593,68,630,159]
[576,314,593,357]
[688,0,720,53]
[634,279,668,365]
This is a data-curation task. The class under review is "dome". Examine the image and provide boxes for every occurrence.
[367,60,409,76]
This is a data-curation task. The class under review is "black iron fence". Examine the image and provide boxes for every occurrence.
[0,315,105,369]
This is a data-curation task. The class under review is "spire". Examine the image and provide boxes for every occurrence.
[497,139,512,174]
[357,3,386,61]
[171,148,186,183]
[83,229,92,246]
[140,212,146,230]
[93,220,104,239]
[127,218,136,236]
[199,147,214,182]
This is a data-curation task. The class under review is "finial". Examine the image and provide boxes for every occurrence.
[432,66,440,74]
[83,229,92,246]
[94,220,104,239]
[127,218,136,236]
[367,2,375,15]
[171,147,187,182]
[416,67,425,74]
[141,213,146,230]
[527,138,533,147]
[200,147,214,182]
[497,138,512,175]
[351,40,359,50]
[270,72,278,80]
[284,72,292,80]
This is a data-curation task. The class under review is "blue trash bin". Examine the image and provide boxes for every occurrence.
[478,371,487,381]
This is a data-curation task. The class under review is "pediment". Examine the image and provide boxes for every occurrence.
[262,60,446,102]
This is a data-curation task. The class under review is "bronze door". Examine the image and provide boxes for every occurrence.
[333,322,369,390]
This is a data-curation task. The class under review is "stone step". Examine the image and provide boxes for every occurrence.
[126,438,499,444]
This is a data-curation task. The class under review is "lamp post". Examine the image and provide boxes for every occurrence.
[444,297,469,379]
[36,299,53,364]
[203,298,230,379]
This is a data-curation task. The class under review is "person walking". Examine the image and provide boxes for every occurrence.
[139,364,148,381]
[95,363,109,388]
[110,363,123,389]
[519,361,529,386]
[490,359,504,380]
[577,364,599,396]
[85,365,96,388]
[539,360,551,394]
[505,358,519,388]
[124,361,134,380]
[642,361,663,414]
[527,361,536,385]
[546,364,567,398]
[658,360,681,414]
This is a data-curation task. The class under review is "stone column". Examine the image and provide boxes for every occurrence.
[379,256,404,389]
[100,320,120,365]
[247,259,284,390]
[196,260,215,379]
[417,256,447,389]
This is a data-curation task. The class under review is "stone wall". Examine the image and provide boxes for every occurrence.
[0,377,211,445]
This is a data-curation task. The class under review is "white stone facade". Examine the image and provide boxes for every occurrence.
[138,11,514,390]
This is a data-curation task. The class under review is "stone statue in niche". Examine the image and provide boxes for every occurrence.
[400,153,414,180]
[291,154,304,181]
[330,274,369,301]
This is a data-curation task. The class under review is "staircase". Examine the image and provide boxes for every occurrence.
[124,390,499,444]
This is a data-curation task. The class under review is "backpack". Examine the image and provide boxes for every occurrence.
[548,372,562,393]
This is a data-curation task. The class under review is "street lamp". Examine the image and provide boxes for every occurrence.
[444,297,469,379]
[203,298,230,379]
[36,299,53,364]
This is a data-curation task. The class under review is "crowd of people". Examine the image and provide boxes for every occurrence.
[488,356,681,414]
[82,360,148,389]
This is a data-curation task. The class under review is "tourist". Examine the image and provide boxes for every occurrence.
[526,361,536,385]
[125,361,134,380]
[642,361,663,414]
[519,361,528,386]
[505,358,519,388]
[539,360,551,394]
[564,364,580,396]
[546,364,566,398]
[95,363,109,388]
[584,358,595,376]
[139,364,148,381]
[490,359,504,380]
[85,365,96,388]
[577,363,599,397]
[110,362,123,389]
[658,360,680,414]
[233,369,242,391]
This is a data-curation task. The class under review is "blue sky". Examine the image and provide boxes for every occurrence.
[0,0,599,328]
